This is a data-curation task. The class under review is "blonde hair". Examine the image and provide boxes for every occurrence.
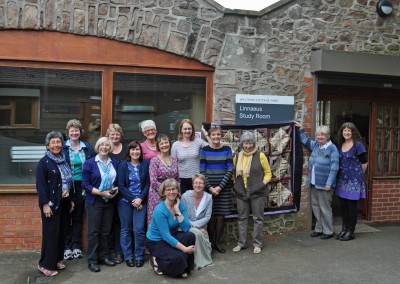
[94,137,114,153]
[177,119,195,141]
[106,123,123,137]
[158,178,180,198]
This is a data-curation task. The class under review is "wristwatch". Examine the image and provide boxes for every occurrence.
[175,212,182,217]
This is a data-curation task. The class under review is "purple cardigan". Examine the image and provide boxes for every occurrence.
[82,156,119,205]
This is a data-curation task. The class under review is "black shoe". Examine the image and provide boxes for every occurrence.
[320,234,334,239]
[88,263,100,272]
[115,254,124,264]
[136,259,144,267]
[214,243,226,253]
[335,226,348,240]
[340,228,355,241]
[310,231,323,237]
[99,258,116,266]
[126,259,135,267]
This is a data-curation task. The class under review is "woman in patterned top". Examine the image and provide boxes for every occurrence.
[147,134,179,226]
[200,126,233,253]
[335,122,368,241]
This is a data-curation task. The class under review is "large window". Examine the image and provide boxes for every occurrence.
[0,67,102,184]
[375,105,400,175]
[113,73,206,141]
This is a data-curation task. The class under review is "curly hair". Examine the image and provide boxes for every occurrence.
[337,122,362,146]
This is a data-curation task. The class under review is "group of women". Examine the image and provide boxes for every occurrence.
[35,117,367,278]
[296,121,368,241]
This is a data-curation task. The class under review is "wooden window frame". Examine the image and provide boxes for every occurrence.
[0,31,214,193]
[0,96,39,129]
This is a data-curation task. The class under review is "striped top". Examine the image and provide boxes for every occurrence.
[171,138,208,179]
[199,145,233,190]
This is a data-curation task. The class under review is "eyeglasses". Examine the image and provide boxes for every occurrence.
[145,128,156,133]
[193,181,205,185]
[165,187,178,193]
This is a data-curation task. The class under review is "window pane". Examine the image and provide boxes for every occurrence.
[376,128,382,150]
[384,152,390,173]
[393,152,398,173]
[394,107,399,128]
[0,67,102,184]
[394,130,399,151]
[0,110,11,126]
[384,107,391,127]
[15,98,33,124]
[384,129,391,150]
[375,153,381,174]
[113,73,206,141]
[376,106,383,127]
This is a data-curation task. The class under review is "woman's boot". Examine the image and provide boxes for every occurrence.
[335,225,348,240]
[340,227,355,241]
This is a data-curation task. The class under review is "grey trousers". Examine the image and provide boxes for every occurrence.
[311,186,333,235]
[236,197,266,248]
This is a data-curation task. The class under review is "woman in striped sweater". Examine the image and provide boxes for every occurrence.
[200,126,233,253]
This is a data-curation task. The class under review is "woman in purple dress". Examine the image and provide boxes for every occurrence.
[147,134,179,226]
[335,122,368,241]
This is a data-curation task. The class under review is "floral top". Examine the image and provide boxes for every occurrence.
[147,155,179,226]
[336,141,367,200]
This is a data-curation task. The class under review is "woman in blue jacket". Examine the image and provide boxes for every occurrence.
[82,137,119,273]
[117,141,150,268]
[296,122,339,240]
[36,131,74,277]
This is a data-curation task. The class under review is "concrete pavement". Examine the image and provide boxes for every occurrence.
[1,223,399,284]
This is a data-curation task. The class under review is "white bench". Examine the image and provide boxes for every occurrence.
[10,146,46,176]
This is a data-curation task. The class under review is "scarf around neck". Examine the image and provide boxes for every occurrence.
[45,150,73,196]
[235,147,257,179]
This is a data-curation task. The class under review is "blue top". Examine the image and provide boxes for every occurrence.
[62,139,94,175]
[299,129,339,190]
[146,201,191,247]
[336,141,367,200]
[117,159,150,203]
[82,156,118,205]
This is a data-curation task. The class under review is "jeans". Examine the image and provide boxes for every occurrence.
[118,200,146,261]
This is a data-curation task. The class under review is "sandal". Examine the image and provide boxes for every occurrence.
[149,257,163,276]
[38,265,58,277]
[57,262,66,270]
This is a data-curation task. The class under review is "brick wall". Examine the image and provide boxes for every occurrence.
[370,179,400,222]
[0,194,42,251]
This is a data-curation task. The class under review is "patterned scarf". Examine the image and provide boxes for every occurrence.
[45,150,73,197]
[98,160,113,202]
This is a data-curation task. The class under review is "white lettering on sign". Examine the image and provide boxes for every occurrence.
[239,106,263,111]
[236,94,294,105]
[255,113,271,119]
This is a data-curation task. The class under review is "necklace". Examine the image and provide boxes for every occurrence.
[159,155,171,166]
[145,140,156,148]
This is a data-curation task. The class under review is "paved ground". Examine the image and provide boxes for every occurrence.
[1,223,399,284]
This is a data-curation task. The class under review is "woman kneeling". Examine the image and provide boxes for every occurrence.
[145,178,195,278]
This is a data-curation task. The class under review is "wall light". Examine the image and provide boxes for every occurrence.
[376,0,393,17]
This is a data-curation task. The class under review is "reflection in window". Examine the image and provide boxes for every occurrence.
[0,67,102,184]
[375,105,400,176]
[113,73,206,141]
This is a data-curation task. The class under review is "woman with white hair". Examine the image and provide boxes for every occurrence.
[140,120,159,160]
[82,137,119,272]
[232,131,272,254]
[295,122,339,240]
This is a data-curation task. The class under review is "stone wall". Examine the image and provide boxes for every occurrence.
[0,0,399,241]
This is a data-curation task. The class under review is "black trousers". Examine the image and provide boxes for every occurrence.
[179,178,192,195]
[65,181,84,250]
[108,202,122,256]
[86,196,114,264]
[39,197,70,270]
[339,196,359,228]
[146,231,195,277]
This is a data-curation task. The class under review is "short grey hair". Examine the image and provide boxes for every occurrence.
[140,120,156,132]
[158,178,180,198]
[240,131,257,147]
[45,131,64,146]
[316,125,330,139]
[94,137,114,153]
